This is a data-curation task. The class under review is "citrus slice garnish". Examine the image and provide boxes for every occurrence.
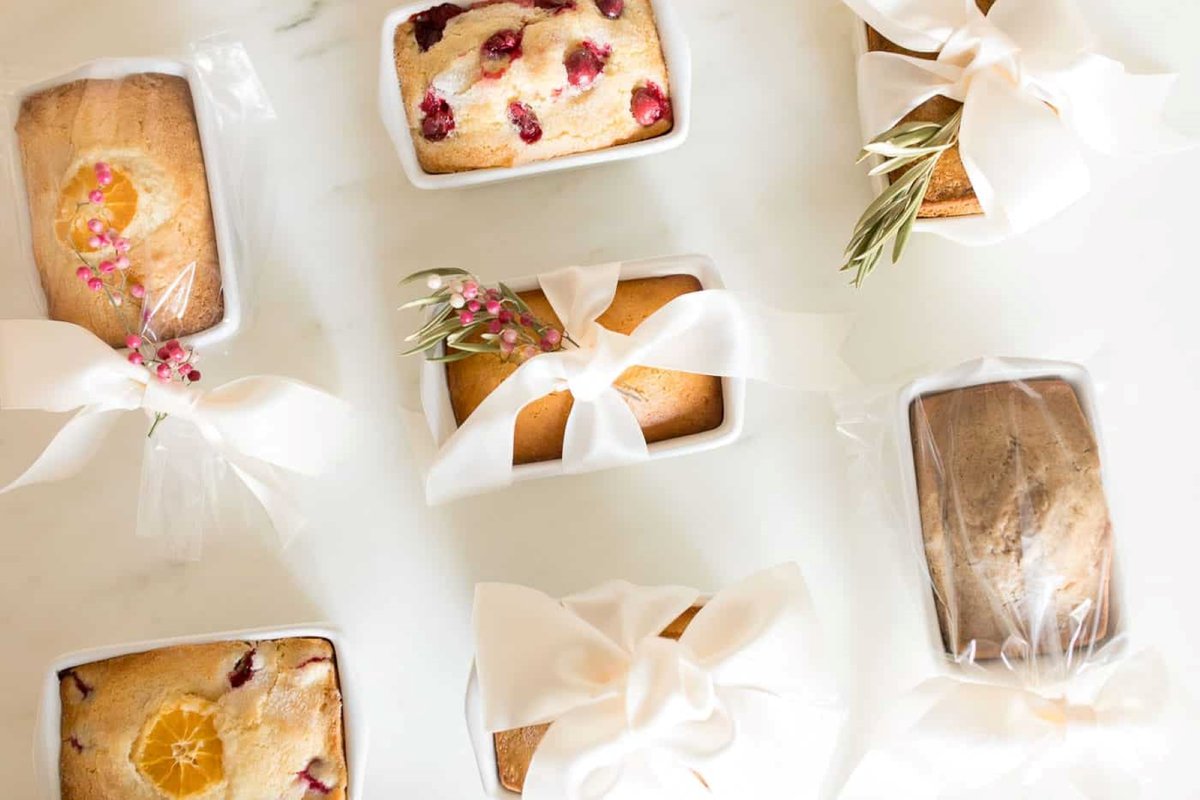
[54,164,138,252]
[133,697,224,798]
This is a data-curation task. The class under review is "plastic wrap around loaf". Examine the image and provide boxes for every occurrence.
[909,378,1113,664]
[491,606,701,794]
[15,72,223,347]
[392,0,673,173]
[445,274,725,466]
[862,0,994,219]
[56,637,348,800]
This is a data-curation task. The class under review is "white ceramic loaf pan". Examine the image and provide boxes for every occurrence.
[894,358,1128,684]
[6,57,243,350]
[35,624,367,800]
[420,253,747,488]
[378,0,692,189]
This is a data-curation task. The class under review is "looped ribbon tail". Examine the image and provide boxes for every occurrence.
[846,0,1193,242]
[0,320,353,540]
[474,564,844,800]
[426,263,855,503]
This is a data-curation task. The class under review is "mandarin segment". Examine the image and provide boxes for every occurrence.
[54,165,138,252]
[133,697,224,798]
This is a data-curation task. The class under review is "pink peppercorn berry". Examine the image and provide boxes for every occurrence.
[86,277,103,292]
[114,238,131,253]
[87,219,105,234]
[87,235,103,249]
[498,309,514,324]
[130,284,146,299]
[98,260,116,274]
[485,299,502,315]
[88,190,104,204]
[75,266,91,281]
[459,310,475,325]
[543,328,562,346]
[187,370,201,382]
[128,352,144,366]
[488,320,503,334]
[500,328,519,345]
[125,334,142,350]
[156,364,172,381]
[115,255,130,270]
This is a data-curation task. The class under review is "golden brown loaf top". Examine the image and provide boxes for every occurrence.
[910,379,1113,662]
[16,73,223,347]
[493,605,702,793]
[59,638,348,800]
[865,0,994,218]
[446,274,724,465]
[393,0,672,173]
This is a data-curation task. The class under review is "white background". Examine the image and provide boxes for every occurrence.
[1,0,1198,797]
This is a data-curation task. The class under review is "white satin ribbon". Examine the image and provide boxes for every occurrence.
[473,564,843,800]
[0,319,352,539]
[846,0,1191,243]
[425,264,853,503]
[839,650,1175,799]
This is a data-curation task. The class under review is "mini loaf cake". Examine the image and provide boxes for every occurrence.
[446,274,724,465]
[865,0,994,218]
[494,605,701,792]
[16,73,223,347]
[393,0,673,173]
[910,379,1113,661]
[59,638,348,800]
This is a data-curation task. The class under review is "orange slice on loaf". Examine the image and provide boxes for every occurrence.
[132,696,224,798]
[54,165,138,252]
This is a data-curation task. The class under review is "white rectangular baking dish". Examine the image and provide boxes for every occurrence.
[464,595,710,797]
[378,0,692,189]
[5,57,243,351]
[35,624,367,800]
[420,254,746,490]
[894,358,1128,684]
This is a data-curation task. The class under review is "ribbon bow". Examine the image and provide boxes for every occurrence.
[473,564,844,800]
[425,263,852,503]
[840,650,1177,799]
[847,0,1190,241]
[0,320,351,539]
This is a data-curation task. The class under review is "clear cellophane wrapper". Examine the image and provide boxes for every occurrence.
[834,357,1195,797]
[0,39,277,558]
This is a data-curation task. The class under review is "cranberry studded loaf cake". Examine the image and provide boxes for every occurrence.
[16,73,224,347]
[493,606,700,792]
[910,379,1113,662]
[446,274,724,465]
[393,0,673,173]
[58,638,348,800]
[865,0,995,218]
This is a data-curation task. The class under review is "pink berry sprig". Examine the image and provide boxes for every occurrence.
[400,268,574,364]
[68,161,202,436]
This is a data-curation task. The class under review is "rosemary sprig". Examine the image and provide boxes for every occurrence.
[399,268,572,364]
[842,108,962,287]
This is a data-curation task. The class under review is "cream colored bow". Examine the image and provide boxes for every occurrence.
[846,0,1190,242]
[424,263,853,503]
[473,564,844,800]
[839,650,1177,799]
[0,320,351,539]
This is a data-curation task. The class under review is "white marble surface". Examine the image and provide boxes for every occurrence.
[1,0,1199,796]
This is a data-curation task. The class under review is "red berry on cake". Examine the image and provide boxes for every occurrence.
[420,90,456,141]
[595,0,623,18]
[411,2,465,51]
[481,29,524,79]
[508,102,544,143]
[565,41,611,89]
[631,81,670,126]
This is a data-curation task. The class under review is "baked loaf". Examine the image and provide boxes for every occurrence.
[446,274,724,465]
[59,638,348,800]
[394,0,673,173]
[910,379,1113,661]
[865,0,994,218]
[16,73,223,347]
[494,605,701,792]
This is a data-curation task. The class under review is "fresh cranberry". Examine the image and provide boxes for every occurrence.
[480,29,523,78]
[631,81,670,126]
[229,649,257,688]
[507,103,543,143]
[564,41,611,88]
[410,3,465,51]
[594,0,623,18]
[420,90,456,141]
